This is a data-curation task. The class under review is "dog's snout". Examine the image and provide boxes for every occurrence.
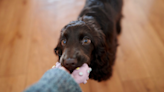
[63,58,77,71]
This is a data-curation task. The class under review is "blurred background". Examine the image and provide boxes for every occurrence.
[0,0,164,92]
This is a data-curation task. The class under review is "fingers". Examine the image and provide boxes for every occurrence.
[52,62,70,73]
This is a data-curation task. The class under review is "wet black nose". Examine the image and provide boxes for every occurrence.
[63,58,77,71]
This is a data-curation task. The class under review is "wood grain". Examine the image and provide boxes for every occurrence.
[0,0,164,92]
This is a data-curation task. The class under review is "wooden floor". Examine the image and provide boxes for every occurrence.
[0,0,164,92]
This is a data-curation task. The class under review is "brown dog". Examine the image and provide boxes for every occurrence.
[55,0,123,81]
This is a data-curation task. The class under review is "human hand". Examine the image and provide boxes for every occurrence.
[52,62,70,73]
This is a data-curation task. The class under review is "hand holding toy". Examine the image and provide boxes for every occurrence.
[52,62,92,84]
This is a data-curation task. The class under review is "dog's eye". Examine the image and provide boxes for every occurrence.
[81,38,91,45]
[61,39,67,46]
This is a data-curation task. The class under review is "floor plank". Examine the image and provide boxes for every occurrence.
[122,77,157,92]
[0,74,26,92]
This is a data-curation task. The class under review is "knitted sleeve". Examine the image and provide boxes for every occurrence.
[24,68,82,92]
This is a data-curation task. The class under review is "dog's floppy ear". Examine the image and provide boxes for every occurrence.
[79,11,115,81]
[80,17,114,81]
[89,33,113,81]
[54,42,63,59]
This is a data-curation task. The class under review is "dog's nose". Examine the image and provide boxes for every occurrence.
[63,58,77,71]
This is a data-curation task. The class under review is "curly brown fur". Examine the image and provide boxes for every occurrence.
[54,0,123,81]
